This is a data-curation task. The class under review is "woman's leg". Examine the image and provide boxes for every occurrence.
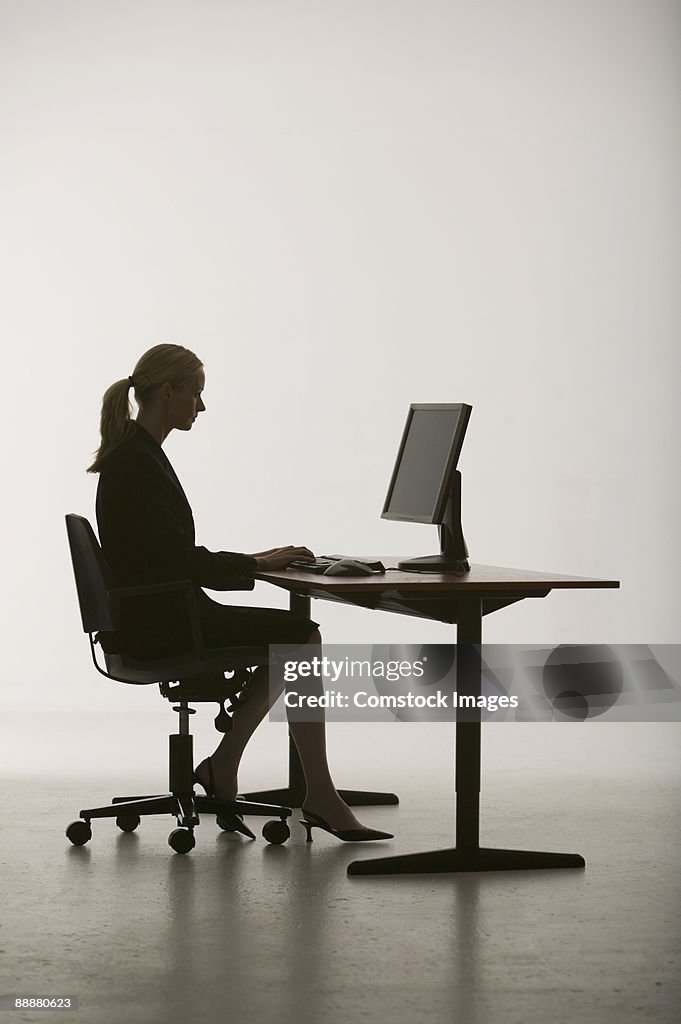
[198,628,367,829]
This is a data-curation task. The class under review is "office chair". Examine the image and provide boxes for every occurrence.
[64,514,292,854]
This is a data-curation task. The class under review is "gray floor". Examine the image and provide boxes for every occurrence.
[1,713,679,1024]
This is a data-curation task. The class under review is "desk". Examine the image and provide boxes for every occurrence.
[252,559,619,875]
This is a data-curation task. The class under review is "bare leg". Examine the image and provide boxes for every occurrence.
[196,629,366,830]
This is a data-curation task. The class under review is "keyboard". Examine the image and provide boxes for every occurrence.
[288,556,386,574]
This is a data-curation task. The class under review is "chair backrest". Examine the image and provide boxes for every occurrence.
[65,514,119,634]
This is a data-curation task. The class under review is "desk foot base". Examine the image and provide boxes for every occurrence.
[240,787,399,808]
[337,789,399,807]
[347,846,585,876]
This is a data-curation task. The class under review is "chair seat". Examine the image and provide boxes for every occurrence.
[105,645,271,686]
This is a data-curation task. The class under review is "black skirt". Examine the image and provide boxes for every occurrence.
[99,590,318,659]
[198,593,319,649]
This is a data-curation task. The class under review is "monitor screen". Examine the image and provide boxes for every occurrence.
[381,404,472,524]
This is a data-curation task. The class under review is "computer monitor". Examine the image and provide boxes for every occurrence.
[381,403,472,572]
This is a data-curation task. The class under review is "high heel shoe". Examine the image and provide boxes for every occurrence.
[193,757,255,840]
[299,808,394,843]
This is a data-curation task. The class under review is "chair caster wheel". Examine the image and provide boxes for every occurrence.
[262,819,290,845]
[116,813,141,833]
[66,820,92,846]
[168,828,195,854]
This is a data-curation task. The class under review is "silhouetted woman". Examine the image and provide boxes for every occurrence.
[88,343,391,842]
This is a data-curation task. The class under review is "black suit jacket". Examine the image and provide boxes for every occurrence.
[95,422,256,656]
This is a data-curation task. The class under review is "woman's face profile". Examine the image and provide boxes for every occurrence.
[166,368,206,432]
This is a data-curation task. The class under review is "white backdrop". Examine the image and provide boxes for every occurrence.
[1,0,679,711]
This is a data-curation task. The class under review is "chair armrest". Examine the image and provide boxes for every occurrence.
[107,580,204,657]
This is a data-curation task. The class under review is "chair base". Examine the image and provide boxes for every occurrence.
[79,792,292,830]
[65,700,294,852]
[67,789,293,852]
[67,709,293,851]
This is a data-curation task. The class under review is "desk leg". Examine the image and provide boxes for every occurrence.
[240,591,399,809]
[348,599,584,876]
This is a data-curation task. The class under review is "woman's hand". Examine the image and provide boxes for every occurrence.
[248,546,315,571]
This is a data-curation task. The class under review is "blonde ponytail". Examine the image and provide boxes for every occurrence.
[87,343,203,473]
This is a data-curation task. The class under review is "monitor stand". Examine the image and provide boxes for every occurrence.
[397,471,470,573]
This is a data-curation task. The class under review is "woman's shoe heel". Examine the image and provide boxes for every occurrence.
[193,756,216,797]
[300,818,315,843]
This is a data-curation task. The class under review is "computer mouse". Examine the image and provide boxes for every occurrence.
[323,559,375,577]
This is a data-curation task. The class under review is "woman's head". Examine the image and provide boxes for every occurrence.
[87,343,205,473]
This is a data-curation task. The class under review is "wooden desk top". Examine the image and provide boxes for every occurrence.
[255,559,620,596]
